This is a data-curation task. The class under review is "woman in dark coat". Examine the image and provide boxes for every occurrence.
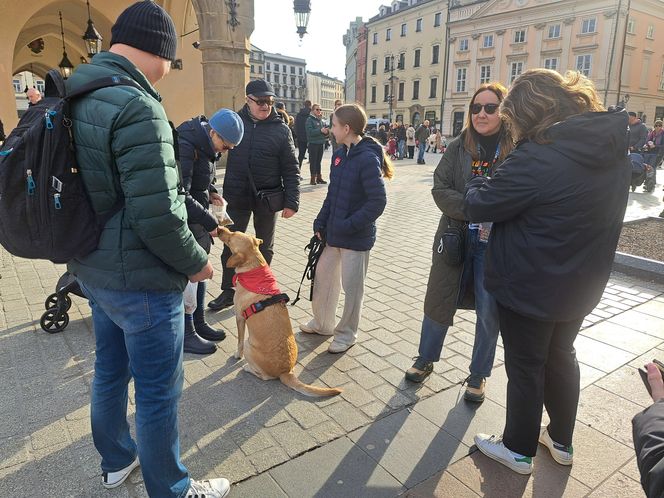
[404,83,513,405]
[177,109,244,354]
[466,69,630,474]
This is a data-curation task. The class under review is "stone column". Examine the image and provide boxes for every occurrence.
[192,0,254,116]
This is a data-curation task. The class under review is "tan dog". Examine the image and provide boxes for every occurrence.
[218,227,342,397]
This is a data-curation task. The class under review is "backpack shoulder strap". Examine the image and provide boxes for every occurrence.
[65,75,145,101]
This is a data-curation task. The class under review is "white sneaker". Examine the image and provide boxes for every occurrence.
[539,427,573,466]
[474,433,533,475]
[186,478,231,498]
[328,340,355,354]
[299,321,333,336]
[101,457,140,489]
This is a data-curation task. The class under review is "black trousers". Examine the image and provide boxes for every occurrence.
[297,140,308,168]
[308,143,324,177]
[499,303,583,457]
[220,202,278,291]
[407,145,415,159]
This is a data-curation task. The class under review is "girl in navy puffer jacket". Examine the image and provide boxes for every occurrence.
[299,104,394,353]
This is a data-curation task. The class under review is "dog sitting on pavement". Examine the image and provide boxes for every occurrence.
[218,227,342,397]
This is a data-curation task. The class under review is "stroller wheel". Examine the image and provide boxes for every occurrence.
[40,309,69,334]
[44,293,72,312]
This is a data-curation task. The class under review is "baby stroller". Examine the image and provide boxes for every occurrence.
[386,137,398,160]
[630,153,656,193]
[40,272,85,333]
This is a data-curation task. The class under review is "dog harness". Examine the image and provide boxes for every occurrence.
[233,265,290,320]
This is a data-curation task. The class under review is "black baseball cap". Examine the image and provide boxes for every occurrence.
[246,79,276,97]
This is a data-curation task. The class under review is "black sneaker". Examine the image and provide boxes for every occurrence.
[405,357,433,383]
[463,374,486,403]
[208,290,234,311]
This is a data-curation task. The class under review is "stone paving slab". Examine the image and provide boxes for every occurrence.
[0,150,663,496]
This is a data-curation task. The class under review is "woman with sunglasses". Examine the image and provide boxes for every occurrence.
[405,83,513,404]
[465,69,629,474]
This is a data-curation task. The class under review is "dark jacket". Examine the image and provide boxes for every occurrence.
[415,124,430,143]
[464,110,630,321]
[222,105,300,211]
[176,116,219,253]
[424,132,505,325]
[629,120,649,150]
[633,401,664,498]
[295,106,311,143]
[314,138,387,251]
[396,125,407,141]
[65,52,207,291]
[306,113,328,145]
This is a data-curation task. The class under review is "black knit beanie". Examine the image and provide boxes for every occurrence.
[111,1,177,61]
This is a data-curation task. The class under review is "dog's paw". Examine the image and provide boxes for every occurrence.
[234,350,244,360]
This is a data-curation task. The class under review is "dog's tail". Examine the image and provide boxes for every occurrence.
[279,372,343,397]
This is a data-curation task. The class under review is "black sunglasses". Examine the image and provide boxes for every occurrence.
[248,96,275,107]
[470,103,500,115]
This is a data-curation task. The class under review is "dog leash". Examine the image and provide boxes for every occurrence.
[291,234,326,306]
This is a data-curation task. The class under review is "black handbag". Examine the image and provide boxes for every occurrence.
[246,166,286,213]
[438,217,467,266]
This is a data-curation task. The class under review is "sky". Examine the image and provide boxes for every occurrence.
[251,0,387,80]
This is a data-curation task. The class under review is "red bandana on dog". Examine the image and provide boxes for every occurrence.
[232,265,281,295]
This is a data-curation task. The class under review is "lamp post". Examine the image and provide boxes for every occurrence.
[388,55,395,123]
[82,0,102,58]
[293,0,311,40]
[58,11,74,79]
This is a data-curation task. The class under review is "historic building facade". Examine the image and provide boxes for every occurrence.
[306,71,345,120]
[263,51,307,115]
[343,17,364,105]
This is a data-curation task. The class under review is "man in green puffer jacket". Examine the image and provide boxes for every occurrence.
[65,3,228,497]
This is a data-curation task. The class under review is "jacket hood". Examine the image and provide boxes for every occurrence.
[176,116,216,160]
[545,110,629,169]
[346,136,384,159]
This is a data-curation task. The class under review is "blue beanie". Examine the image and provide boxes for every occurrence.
[209,109,244,145]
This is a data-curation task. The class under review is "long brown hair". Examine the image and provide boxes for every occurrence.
[501,69,605,144]
[334,104,394,179]
[462,82,513,162]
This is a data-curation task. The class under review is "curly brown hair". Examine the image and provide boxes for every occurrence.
[501,69,605,144]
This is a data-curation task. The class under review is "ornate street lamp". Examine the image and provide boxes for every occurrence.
[293,0,311,40]
[58,11,74,79]
[82,0,103,58]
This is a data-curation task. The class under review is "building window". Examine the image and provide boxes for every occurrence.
[414,49,421,67]
[429,77,437,98]
[483,34,494,48]
[434,12,442,27]
[12,78,21,93]
[479,65,491,84]
[514,29,526,43]
[383,84,389,102]
[548,24,561,39]
[398,81,404,101]
[647,25,655,39]
[544,58,558,71]
[659,64,664,91]
[416,18,423,32]
[386,28,391,41]
[459,38,469,51]
[266,62,271,70]
[456,67,467,92]
[371,59,377,75]
[582,18,597,34]
[509,61,524,84]
[432,45,440,64]
[384,56,391,72]
[291,76,296,85]
[290,66,295,74]
[576,54,592,77]
[291,89,296,98]
[401,23,407,37]
[299,67,303,75]
[626,18,635,34]
[283,74,287,83]
[398,53,405,69]
[266,73,271,82]
[373,32,378,44]
[413,80,420,100]
[371,85,377,103]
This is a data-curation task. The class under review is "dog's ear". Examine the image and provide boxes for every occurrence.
[227,253,246,268]
[254,238,263,248]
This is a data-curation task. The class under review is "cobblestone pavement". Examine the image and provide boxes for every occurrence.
[0,150,663,497]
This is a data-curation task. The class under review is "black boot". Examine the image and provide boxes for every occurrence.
[183,314,216,355]
[208,289,235,311]
[194,282,226,341]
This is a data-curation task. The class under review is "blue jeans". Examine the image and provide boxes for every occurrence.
[398,139,406,159]
[417,142,426,162]
[79,283,190,497]
[417,229,500,377]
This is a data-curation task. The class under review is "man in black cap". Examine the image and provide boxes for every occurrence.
[64,2,228,497]
[208,79,300,310]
